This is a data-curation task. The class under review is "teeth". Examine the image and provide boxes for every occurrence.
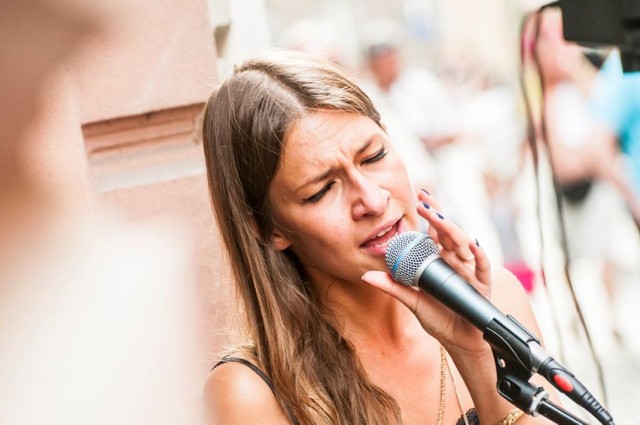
[372,240,390,248]
[376,226,393,238]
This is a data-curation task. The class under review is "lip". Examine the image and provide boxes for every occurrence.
[360,216,403,256]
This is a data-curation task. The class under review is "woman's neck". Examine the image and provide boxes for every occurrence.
[311,276,425,352]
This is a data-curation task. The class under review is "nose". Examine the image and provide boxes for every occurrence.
[351,172,390,220]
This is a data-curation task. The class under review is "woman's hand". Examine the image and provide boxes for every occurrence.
[361,189,492,355]
[364,191,559,423]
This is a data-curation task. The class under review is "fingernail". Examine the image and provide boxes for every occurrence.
[475,238,480,247]
[421,201,431,209]
[421,188,430,195]
[436,212,445,220]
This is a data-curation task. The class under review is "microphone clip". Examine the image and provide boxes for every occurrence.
[485,317,589,425]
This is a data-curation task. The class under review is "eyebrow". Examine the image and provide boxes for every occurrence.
[298,137,375,190]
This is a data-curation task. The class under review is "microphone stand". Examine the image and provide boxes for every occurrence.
[493,358,587,425]
[483,315,612,425]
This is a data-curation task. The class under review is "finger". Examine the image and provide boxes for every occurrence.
[361,271,423,314]
[416,190,447,248]
[427,224,441,246]
[418,201,441,245]
[418,188,443,211]
[418,204,472,260]
[470,239,491,287]
[416,191,475,263]
[439,249,478,284]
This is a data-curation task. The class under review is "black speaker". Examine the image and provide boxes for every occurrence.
[560,0,640,71]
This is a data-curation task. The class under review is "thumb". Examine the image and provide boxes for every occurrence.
[361,271,422,314]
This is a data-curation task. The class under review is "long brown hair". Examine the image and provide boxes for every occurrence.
[202,50,402,424]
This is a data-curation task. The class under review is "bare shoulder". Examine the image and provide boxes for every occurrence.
[490,266,542,338]
[490,266,562,403]
[203,360,290,425]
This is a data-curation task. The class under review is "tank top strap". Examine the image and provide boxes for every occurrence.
[212,355,299,425]
[213,356,275,394]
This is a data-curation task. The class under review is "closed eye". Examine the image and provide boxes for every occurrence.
[303,181,335,204]
[362,147,388,165]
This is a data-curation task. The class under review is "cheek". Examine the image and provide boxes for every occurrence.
[385,156,415,198]
[283,206,353,257]
[295,208,350,243]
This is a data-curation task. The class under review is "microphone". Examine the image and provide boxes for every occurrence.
[385,231,614,424]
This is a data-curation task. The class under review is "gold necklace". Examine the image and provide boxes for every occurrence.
[437,345,471,425]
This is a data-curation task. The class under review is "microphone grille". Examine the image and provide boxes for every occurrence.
[385,231,440,285]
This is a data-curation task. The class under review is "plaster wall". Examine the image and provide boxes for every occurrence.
[73,0,233,366]
[72,0,217,124]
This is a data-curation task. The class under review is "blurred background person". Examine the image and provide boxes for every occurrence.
[361,30,459,154]
[532,8,640,351]
[357,29,441,194]
[437,49,534,288]
[591,48,640,227]
[357,20,507,265]
[515,9,640,418]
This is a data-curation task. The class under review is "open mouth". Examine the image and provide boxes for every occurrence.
[361,219,401,255]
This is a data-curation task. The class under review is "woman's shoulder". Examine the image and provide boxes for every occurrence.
[491,265,544,339]
[203,353,290,425]
[491,265,531,308]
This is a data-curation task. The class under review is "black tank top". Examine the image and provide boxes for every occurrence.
[213,356,479,424]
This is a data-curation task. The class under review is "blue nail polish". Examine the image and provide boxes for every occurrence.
[421,202,431,209]
[436,212,444,220]
[421,188,430,195]
[475,238,480,247]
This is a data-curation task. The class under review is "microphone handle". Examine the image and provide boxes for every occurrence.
[417,257,539,366]
[416,257,502,329]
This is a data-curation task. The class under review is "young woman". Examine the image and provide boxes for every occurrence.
[202,50,554,425]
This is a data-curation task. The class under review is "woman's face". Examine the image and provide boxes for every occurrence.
[268,110,420,285]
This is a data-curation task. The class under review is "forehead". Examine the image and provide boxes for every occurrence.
[269,110,383,198]
[282,110,380,162]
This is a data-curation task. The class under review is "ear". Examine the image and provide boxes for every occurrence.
[270,226,292,251]
[248,213,292,251]
[247,212,263,241]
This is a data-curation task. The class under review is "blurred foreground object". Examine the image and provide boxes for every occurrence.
[0,214,201,425]
[0,1,202,423]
